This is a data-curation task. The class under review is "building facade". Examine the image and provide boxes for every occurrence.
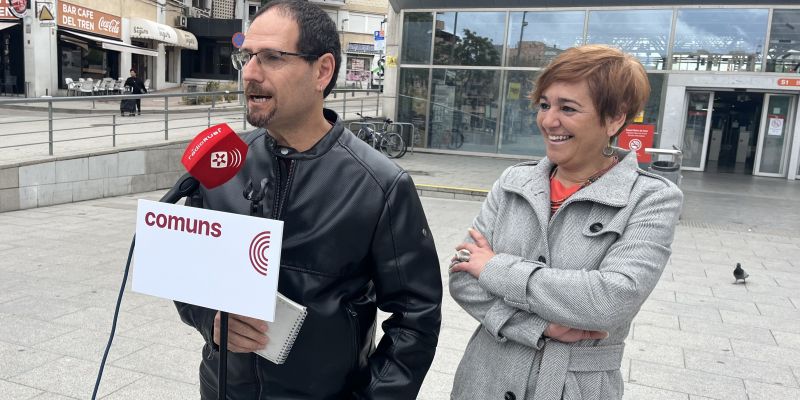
[384,0,800,181]
[309,0,388,90]
[1,0,198,97]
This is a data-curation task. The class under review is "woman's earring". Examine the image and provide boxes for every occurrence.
[602,141,615,157]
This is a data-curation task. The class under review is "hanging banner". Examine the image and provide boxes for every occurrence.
[618,124,655,163]
[1,0,29,19]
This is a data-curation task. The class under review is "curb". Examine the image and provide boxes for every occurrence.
[415,184,488,202]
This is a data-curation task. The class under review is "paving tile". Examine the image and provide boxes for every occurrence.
[0,314,77,347]
[678,316,776,345]
[632,310,680,330]
[755,303,800,319]
[684,349,797,387]
[0,341,61,380]
[111,344,200,385]
[117,318,205,352]
[0,380,42,399]
[675,292,759,315]
[711,286,794,308]
[28,392,78,399]
[648,288,677,302]
[720,309,800,334]
[629,360,747,400]
[654,280,713,296]
[743,380,800,400]
[101,375,199,400]
[32,328,150,364]
[623,383,688,400]
[9,356,142,399]
[0,295,88,321]
[50,306,156,335]
[773,330,800,351]
[640,299,722,322]
[633,325,732,355]
[623,339,685,368]
[417,369,455,400]
[731,339,800,368]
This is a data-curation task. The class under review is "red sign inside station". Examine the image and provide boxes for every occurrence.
[618,124,655,163]
[777,78,800,87]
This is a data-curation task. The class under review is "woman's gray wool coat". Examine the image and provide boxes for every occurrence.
[450,150,683,400]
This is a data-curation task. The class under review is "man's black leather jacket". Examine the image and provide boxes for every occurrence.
[175,109,442,399]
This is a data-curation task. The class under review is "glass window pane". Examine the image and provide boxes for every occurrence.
[429,69,500,152]
[672,9,769,72]
[401,12,433,64]
[500,70,545,156]
[643,73,665,146]
[397,68,430,148]
[587,10,672,70]
[434,12,505,66]
[507,11,585,67]
[767,10,800,73]
[682,92,712,169]
[758,96,792,175]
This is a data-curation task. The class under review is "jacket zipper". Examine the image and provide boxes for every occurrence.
[345,305,360,370]
[271,158,295,220]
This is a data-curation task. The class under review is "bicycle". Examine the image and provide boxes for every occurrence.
[354,113,406,158]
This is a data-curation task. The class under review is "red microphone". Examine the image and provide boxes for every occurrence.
[182,123,248,189]
[159,124,247,204]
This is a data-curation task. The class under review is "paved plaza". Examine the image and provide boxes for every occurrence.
[1,146,800,398]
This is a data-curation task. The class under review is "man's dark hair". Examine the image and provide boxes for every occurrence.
[130,69,135,73]
[252,0,341,97]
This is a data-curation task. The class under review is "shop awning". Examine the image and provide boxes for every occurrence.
[0,22,19,31]
[172,29,198,50]
[130,18,178,45]
[64,30,158,57]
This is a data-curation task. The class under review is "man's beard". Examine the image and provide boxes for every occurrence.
[247,106,275,128]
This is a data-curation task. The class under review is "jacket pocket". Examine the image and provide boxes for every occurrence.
[345,305,361,370]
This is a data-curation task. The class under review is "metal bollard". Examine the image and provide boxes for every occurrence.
[48,101,54,155]
[208,108,212,128]
[164,97,169,140]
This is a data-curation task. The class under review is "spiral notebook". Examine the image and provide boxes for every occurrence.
[255,293,308,364]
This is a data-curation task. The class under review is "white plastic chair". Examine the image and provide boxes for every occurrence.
[65,78,76,96]
[144,79,151,92]
[78,79,94,95]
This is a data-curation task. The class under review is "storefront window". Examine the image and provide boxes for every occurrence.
[499,70,544,157]
[643,73,666,146]
[507,11,585,68]
[767,10,800,73]
[397,68,430,148]
[587,9,672,70]
[428,69,500,153]
[433,12,505,66]
[672,8,769,72]
[401,12,433,64]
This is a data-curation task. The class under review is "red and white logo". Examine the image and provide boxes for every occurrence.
[249,231,271,276]
[628,138,642,152]
[210,149,243,169]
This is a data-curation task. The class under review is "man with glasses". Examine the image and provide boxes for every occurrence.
[175,1,442,399]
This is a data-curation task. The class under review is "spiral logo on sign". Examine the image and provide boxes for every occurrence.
[249,231,271,276]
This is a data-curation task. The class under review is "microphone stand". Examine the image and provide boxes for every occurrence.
[217,178,268,400]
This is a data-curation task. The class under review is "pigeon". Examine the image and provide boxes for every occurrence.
[733,263,749,283]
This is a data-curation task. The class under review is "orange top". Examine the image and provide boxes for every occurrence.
[550,177,582,215]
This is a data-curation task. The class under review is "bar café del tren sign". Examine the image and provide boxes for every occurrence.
[58,1,121,39]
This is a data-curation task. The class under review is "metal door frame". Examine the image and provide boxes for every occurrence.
[754,94,796,178]
[681,90,715,172]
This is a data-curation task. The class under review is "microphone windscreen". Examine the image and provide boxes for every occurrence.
[181,124,247,189]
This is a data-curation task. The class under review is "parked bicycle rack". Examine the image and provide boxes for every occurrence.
[386,122,417,155]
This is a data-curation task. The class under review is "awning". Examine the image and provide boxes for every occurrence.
[62,30,158,57]
[0,22,20,31]
[173,29,198,50]
[130,18,178,45]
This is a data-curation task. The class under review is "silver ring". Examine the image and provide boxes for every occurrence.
[456,249,471,262]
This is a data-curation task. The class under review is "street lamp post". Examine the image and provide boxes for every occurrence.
[516,11,528,65]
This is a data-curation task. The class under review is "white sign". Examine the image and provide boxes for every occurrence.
[133,199,284,321]
[768,117,784,137]
[36,0,55,27]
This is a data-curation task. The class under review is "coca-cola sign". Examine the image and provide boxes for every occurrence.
[58,1,121,39]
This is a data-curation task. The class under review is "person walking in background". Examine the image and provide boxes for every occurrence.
[124,69,147,115]
[174,1,442,398]
[448,45,683,400]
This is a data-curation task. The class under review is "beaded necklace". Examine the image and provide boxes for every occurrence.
[549,155,619,215]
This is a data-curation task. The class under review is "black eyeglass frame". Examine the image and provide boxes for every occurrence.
[232,48,322,70]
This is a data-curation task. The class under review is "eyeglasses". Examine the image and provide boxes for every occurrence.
[231,48,320,71]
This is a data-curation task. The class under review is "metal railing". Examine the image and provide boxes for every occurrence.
[0,88,385,163]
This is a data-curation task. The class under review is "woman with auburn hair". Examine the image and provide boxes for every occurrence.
[449,44,683,400]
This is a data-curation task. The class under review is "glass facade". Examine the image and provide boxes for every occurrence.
[672,9,769,72]
[402,12,433,64]
[433,12,506,66]
[398,6,800,159]
[507,11,584,67]
[587,10,673,70]
[767,10,800,73]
